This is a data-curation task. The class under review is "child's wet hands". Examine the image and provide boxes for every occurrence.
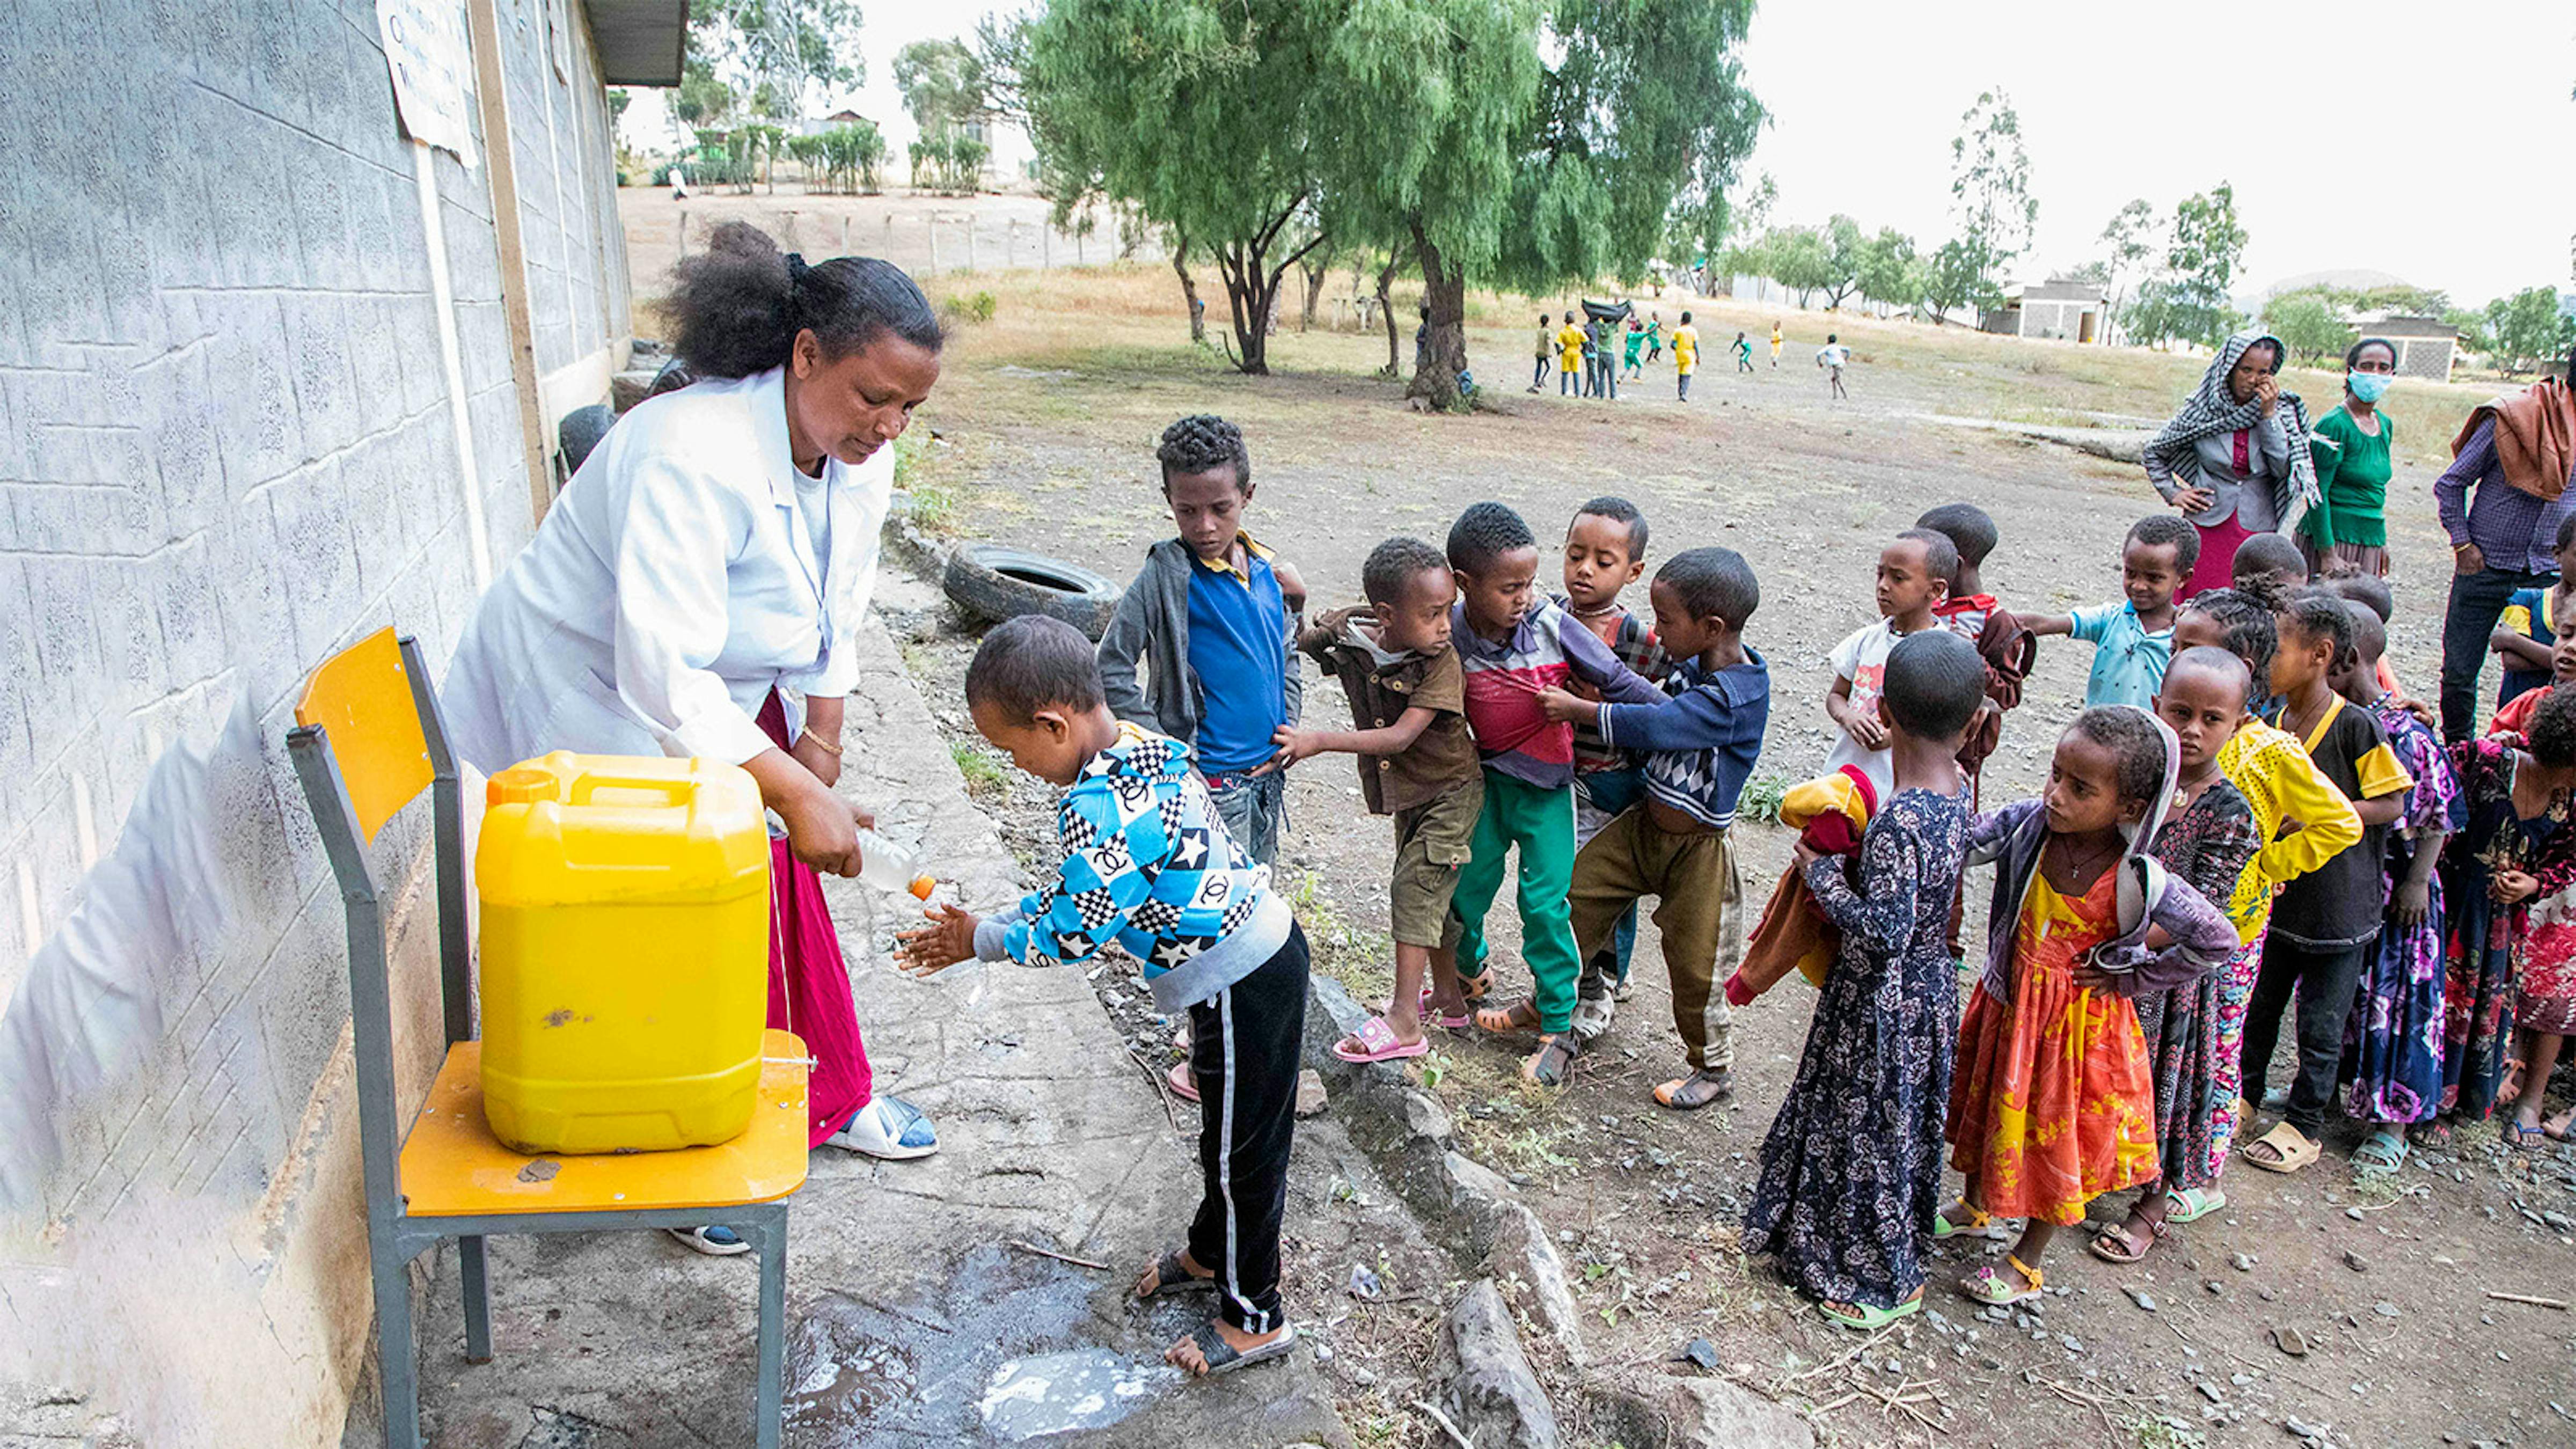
[2493,868,2538,905]
[1535,686,1593,723]
[895,904,978,976]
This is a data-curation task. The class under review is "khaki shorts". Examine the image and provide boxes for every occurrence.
[1389,778,1484,948]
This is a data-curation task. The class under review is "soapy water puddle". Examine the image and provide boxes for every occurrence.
[786,1243,1188,1445]
[977,1348,1180,1440]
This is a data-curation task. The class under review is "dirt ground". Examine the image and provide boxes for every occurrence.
[861,264,2575,1448]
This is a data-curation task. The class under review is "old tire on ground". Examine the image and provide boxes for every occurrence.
[942,544,1123,641]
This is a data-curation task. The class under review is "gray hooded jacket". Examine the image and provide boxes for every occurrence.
[1095,538,1302,752]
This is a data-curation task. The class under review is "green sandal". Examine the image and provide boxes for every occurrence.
[1820,1293,1922,1330]
[2163,1186,2227,1224]
[1958,1256,2045,1307]
[1933,1201,2010,1241]
[2352,1127,2409,1176]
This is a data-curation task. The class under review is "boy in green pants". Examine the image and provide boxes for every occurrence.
[1444,503,1664,1084]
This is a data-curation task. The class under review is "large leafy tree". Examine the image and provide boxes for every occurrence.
[1855,227,1920,314]
[2486,286,2576,374]
[2261,289,2351,364]
[1949,90,2036,300]
[2095,198,2156,345]
[893,39,987,134]
[690,0,865,120]
[1021,0,1331,374]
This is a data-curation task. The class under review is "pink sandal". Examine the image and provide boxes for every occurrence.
[1333,1016,1431,1064]
[1167,1059,1199,1103]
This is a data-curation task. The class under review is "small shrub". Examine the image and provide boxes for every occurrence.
[943,290,998,325]
[905,482,960,535]
[1737,773,1791,825]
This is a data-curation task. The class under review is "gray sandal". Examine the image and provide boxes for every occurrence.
[1181,1320,1297,1377]
[1139,1249,1215,1299]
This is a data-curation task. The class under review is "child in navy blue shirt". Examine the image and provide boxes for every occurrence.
[1540,547,1772,1110]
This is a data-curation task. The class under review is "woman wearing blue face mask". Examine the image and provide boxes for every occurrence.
[2299,337,2400,579]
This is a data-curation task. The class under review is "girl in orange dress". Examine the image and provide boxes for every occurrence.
[1937,707,2241,1306]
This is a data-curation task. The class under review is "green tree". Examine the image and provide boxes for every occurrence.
[2162,182,2249,348]
[2096,197,2157,344]
[2486,286,2576,374]
[1949,90,2036,300]
[672,61,738,134]
[2445,305,2494,356]
[1762,225,1833,308]
[1818,215,1867,310]
[894,38,987,134]
[1855,228,1919,313]
[1919,237,1995,325]
[691,0,866,120]
[2262,289,2350,364]
[1021,0,1331,374]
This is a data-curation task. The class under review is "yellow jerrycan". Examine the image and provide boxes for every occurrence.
[475,752,771,1153]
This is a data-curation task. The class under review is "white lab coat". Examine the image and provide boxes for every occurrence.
[441,367,891,774]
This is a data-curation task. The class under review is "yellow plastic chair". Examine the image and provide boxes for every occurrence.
[286,629,806,1449]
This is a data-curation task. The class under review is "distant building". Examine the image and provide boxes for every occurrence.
[803,107,870,136]
[1981,277,2110,343]
[2353,314,2457,383]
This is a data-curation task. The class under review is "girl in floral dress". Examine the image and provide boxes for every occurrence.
[1746,632,1986,1329]
[2092,648,2263,1265]
[1938,707,2238,1306]
[2165,590,2361,1210]
[2445,685,2576,1143]
[2338,608,2462,1169]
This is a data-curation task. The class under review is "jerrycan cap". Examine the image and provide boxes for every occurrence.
[486,765,562,807]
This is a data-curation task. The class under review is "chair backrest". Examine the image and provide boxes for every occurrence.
[287,630,476,1217]
[294,628,434,844]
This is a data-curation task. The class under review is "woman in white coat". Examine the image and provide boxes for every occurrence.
[443,223,943,1253]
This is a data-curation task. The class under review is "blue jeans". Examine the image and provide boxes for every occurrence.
[1204,768,1285,866]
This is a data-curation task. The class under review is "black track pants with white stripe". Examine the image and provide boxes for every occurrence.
[1185,923,1309,1334]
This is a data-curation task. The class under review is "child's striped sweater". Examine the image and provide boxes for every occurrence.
[1452,598,1663,789]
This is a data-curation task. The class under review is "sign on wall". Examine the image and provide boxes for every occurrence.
[377,0,479,166]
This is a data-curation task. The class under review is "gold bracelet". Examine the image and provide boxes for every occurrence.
[799,730,845,758]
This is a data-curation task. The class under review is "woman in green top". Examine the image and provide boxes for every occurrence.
[2299,336,2398,579]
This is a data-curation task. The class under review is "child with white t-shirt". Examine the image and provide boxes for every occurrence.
[1823,530,1958,796]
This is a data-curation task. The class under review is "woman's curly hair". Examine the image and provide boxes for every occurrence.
[2179,587,2277,691]
[665,221,941,378]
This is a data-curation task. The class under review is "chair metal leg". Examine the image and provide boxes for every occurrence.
[372,1232,422,1449]
[745,1209,788,1449]
[459,1235,493,1364]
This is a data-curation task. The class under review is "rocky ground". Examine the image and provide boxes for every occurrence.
[879,289,2576,1447]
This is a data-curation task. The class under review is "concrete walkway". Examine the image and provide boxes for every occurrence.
[407,620,1349,1448]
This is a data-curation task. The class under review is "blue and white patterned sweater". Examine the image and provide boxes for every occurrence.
[972,723,1293,1011]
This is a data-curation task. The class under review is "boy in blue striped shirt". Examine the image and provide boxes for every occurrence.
[898,616,1305,1379]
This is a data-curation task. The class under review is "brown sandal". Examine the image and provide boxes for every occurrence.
[2241,1121,2319,1174]
[2087,1212,2167,1264]
[1521,1033,1579,1087]
[1475,997,1541,1036]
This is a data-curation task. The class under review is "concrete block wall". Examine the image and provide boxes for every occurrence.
[0,0,632,1443]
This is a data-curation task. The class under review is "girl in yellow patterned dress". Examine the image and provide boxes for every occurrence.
[1941,707,2240,1306]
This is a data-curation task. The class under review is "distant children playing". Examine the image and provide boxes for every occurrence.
[1539,547,1772,1109]
[1531,314,1553,393]
[1444,502,1662,1084]
[1557,312,1585,396]
[1744,631,1984,1327]
[1733,331,1754,372]
[898,616,1306,1378]
[1275,538,1482,1061]
[1672,313,1700,401]
[2028,516,2197,709]
[1097,415,1300,866]
[1942,707,2239,1305]
[1817,334,1851,400]
[1825,528,1958,797]
[1556,499,1668,1035]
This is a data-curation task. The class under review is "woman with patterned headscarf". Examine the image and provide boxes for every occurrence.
[2145,333,2320,601]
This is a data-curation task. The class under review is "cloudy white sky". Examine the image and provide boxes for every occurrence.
[641,0,2574,307]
